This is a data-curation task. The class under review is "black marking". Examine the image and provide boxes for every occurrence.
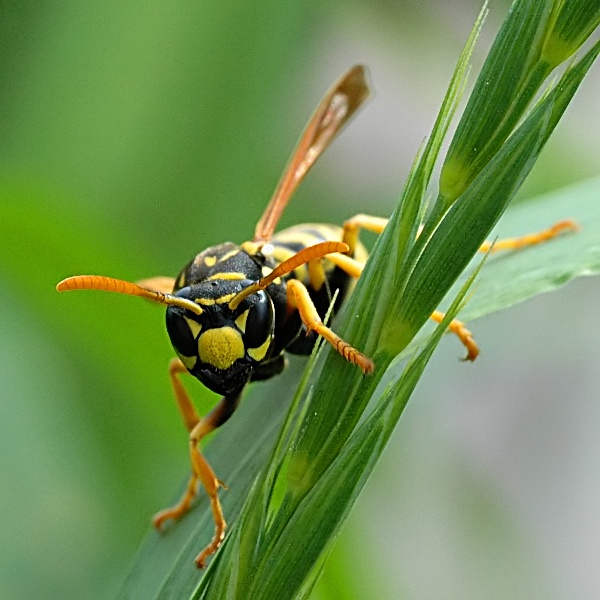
[166,293,198,358]
[244,291,274,349]
[176,243,265,290]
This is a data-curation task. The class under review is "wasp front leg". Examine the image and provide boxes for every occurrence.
[153,358,241,568]
[286,279,374,374]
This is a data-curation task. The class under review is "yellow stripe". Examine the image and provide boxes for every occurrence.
[247,336,271,362]
[195,292,236,305]
[185,317,202,339]
[218,249,240,262]
[240,241,261,255]
[268,245,295,265]
[235,309,249,333]
[206,272,247,281]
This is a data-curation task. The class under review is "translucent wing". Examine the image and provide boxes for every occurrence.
[135,276,176,294]
[253,65,371,243]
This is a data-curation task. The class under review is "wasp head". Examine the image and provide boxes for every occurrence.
[165,280,275,396]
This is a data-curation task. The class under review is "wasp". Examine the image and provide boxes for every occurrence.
[57,65,577,568]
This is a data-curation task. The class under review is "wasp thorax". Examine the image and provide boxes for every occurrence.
[165,283,275,396]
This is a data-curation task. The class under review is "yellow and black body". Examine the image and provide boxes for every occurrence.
[55,65,577,569]
[165,223,359,400]
[56,66,378,569]
[166,242,287,398]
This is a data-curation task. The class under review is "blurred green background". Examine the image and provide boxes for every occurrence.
[1,1,599,598]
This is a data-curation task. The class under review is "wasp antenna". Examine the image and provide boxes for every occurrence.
[229,241,349,310]
[56,275,203,315]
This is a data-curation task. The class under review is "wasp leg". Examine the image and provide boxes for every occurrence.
[326,252,364,278]
[286,278,374,374]
[478,219,579,253]
[337,214,578,359]
[429,311,478,361]
[326,252,480,360]
[342,214,578,255]
[153,358,241,568]
[342,214,388,254]
[307,257,328,292]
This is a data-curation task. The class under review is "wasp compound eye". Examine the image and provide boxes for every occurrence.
[166,306,199,358]
[238,290,275,361]
[243,290,274,349]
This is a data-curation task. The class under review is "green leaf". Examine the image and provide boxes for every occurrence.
[122,170,600,598]
[397,175,600,361]
[439,0,600,206]
[440,0,554,204]
[117,1,600,596]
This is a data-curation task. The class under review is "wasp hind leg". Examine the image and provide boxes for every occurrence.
[341,214,578,255]
[478,219,578,252]
[153,358,241,568]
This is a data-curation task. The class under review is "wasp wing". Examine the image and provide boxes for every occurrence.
[135,276,177,294]
[253,65,371,243]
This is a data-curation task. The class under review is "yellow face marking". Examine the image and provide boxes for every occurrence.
[185,317,202,339]
[247,336,272,362]
[218,249,239,262]
[235,309,250,333]
[204,256,217,267]
[206,272,246,281]
[198,327,245,370]
[195,292,237,306]
[177,353,197,370]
